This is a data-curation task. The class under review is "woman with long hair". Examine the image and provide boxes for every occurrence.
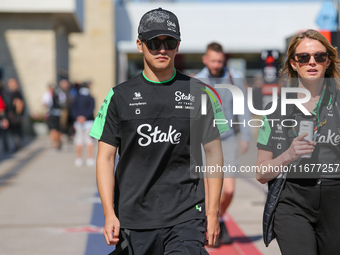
[256,29,340,254]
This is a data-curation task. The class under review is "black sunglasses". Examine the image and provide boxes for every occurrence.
[142,37,178,50]
[294,52,329,64]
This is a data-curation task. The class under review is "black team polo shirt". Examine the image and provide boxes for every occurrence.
[90,69,228,229]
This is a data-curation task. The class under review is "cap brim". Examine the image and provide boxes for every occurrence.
[140,30,181,41]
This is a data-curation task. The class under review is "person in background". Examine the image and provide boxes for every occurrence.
[69,82,80,99]
[71,82,95,167]
[0,94,6,117]
[0,80,9,152]
[59,79,73,140]
[195,42,251,246]
[0,93,9,152]
[6,78,24,151]
[42,83,66,151]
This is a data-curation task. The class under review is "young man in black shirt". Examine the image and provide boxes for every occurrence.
[90,8,228,254]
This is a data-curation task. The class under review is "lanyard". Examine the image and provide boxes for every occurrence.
[291,83,328,137]
[314,83,327,123]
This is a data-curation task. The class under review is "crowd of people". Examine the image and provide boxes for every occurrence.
[41,79,96,167]
[0,78,96,167]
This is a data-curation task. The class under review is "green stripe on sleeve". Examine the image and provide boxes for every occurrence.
[257,115,271,145]
[206,87,229,134]
[89,89,114,139]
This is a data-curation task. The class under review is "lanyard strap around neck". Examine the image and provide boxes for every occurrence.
[291,83,327,138]
[314,83,327,122]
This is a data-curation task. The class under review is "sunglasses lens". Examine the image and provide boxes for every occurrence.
[164,38,178,50]
[146,39,161,50]
[295,52,328,64]
[314,52,328,63]
[296,53,310,63]
[145,38,178,50]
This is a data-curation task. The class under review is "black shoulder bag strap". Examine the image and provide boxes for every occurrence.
[263,121,290,246]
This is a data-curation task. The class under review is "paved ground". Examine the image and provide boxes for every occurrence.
[0,134,281,255]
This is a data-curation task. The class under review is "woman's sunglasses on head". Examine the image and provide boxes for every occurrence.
[294,52,329,64]
[142,37,178,51]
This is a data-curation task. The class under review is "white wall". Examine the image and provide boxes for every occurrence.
[0,0,84,31]
[0,0,76,12]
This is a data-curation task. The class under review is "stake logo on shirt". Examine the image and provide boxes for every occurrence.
[316,129,340,146]
[137,124,182,147]
[175,91,195,102]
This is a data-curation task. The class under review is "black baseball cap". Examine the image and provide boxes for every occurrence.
[138,8,181,41]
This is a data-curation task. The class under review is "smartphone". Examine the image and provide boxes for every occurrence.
[299,120,314,158]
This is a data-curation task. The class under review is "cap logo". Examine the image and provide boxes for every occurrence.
[167,20,176,32]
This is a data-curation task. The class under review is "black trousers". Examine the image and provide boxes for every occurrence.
[274,178,340,255]
[112,219,208,255]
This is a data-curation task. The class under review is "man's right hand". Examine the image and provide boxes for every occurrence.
[205,213,220,246]
[103,214,120,245]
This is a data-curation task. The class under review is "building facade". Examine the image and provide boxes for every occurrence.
[0,0,115,121]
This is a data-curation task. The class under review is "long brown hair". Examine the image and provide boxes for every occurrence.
[281,29,340,89]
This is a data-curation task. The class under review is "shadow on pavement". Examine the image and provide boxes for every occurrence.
[0,145,43,188]
[233,234,263,243]
[0,137,35,162]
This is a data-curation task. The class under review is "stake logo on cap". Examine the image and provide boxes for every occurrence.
[138,8,181,41]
